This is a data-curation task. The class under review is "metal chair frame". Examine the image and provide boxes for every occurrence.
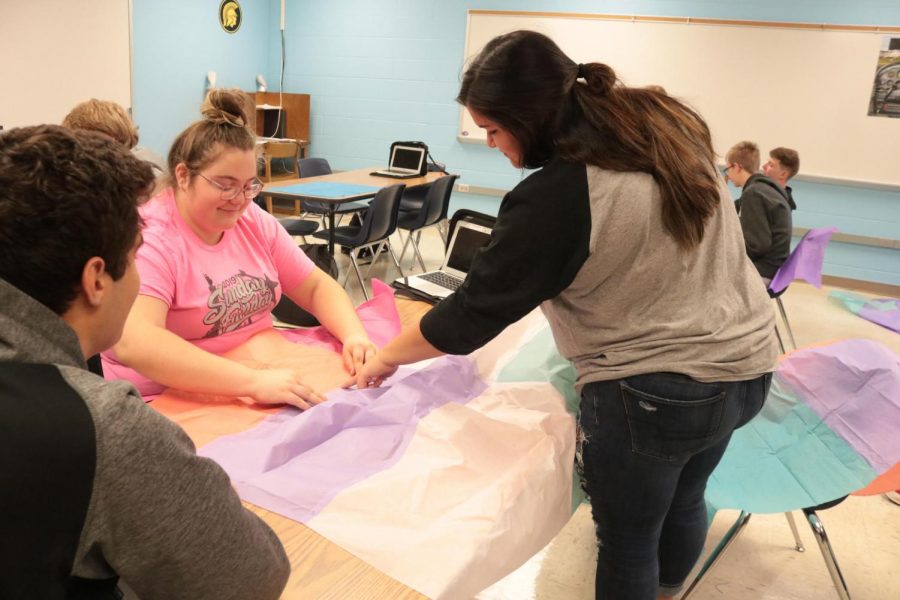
[770,291,798,353]
[312,184,405,301]
[341,239,404,301]
[396,175,458,273]
[767,227,837,354]
[681,508,850,599]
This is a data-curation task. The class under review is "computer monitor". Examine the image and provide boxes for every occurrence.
[262,108,286,138]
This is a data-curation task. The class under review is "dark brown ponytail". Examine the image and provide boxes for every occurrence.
[459,31,721,251]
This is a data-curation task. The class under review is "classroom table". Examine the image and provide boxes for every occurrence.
[149,289,577,600]
[270,298,435,599]
[152,298,432,600]
[144,281,900,599]
[262,169,446,254]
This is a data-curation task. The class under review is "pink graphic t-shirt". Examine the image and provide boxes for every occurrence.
[102,188,314,395]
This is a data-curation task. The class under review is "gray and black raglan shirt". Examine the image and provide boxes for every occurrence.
[421,158,778,389]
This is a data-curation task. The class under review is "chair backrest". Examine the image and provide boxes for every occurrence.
[403,175,459,231]
[262,141,299,181]
[298,157,332,178]
[352,184,405,246]
[446,208,497,250]
[768,227,838,295]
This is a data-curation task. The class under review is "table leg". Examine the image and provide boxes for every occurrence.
[328,205,337,255]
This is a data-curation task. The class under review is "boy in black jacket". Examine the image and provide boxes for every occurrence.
[725,141,793,282]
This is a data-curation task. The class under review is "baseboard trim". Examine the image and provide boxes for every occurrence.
[822,275,900,298]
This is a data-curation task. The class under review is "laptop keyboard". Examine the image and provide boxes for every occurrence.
[420,271,463,291]
[371,169,417,179]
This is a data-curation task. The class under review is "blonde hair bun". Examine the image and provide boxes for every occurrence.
[201,88,250,128]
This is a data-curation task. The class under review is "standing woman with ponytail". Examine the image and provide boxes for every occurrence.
[103,89,377,409]
[356,31,777,599]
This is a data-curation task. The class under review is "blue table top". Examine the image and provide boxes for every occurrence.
[266,181,380,199]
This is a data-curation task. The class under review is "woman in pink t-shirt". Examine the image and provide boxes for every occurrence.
[103,89,375,409]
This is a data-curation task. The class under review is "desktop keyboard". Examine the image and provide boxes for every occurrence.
[421,271,463,291]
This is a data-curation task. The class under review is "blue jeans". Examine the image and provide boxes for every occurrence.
[578,372,771,599]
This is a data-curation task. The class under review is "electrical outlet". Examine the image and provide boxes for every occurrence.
[458,183,470,193]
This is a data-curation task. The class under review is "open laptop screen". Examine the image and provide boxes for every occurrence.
[391,145,426,172]
[446,224,492,273]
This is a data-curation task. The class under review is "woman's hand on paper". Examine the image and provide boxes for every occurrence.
[341,333,378,377]
[346,354,398,390]
[248,368,325,410]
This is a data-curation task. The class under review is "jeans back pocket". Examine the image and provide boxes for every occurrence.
[620,379,727,462]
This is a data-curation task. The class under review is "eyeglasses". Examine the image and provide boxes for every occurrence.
[196,173,263,200]
[721,164,731,176]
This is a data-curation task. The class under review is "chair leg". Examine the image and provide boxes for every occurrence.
[681,511,752,599]
[398,232,414,270]
[784,511,806,552]
[411,231,427,272]
[347,252,369,301]
[386,239,404,279]
[775,297,797,350]
[774,322,786,354]
[340,251,355,286]
[364,242,385,279]
[805,511,851,600]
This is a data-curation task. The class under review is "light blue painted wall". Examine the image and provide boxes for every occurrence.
[130,0,899,286]
[132,0,271,159]
[264,0,900,286]
[791,181,900,283]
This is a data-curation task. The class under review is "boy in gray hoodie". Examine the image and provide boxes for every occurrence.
[724,140,793,281]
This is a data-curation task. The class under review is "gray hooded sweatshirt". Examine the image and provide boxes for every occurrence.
[0,279,289,599]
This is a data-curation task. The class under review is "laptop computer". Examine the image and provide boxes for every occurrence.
[371,144,427,179]
[396,220,493,299]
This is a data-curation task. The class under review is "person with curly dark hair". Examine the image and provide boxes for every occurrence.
[0,125,289,599]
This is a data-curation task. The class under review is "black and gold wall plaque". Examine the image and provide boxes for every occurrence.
[219,0,242,34]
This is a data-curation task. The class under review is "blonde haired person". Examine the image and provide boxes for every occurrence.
[62,98,139,149]
[63,98,167,192]
[103,89,376,409]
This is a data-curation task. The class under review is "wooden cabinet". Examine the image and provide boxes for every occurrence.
[251,91,310,147]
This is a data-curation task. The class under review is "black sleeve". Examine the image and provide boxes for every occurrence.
[420,160,591,354]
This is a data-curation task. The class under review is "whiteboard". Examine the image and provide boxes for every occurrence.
[459,11,900,187]
[0,1,132,129]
